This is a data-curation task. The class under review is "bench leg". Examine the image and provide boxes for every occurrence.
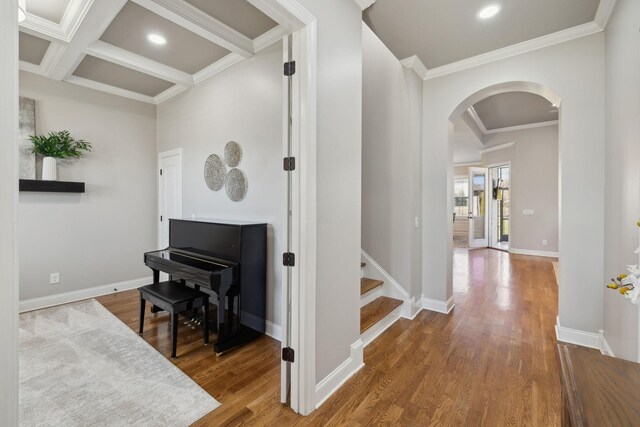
[203,297,209,345]
[171,312,178,358]
[139,296,146,335]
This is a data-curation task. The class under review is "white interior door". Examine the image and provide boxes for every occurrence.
[468,167,489,248]
[158,149,183,250]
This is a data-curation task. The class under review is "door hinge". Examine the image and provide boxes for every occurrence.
[283,252,295,267]
[282,347,295,362]
[284,61,296,76]
[160,215,163,222]
[283,157,296,171]
[160,169,163,176]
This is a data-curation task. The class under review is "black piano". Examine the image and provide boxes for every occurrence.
[144,218,267,354]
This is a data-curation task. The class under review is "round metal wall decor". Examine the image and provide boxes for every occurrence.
[204,154,226,191]
[224,141,243,168]
[225,168,248,202]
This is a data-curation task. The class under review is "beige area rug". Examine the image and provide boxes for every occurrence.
[19,299,219,427]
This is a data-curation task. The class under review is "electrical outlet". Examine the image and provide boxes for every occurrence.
[542,240,548,246]
[523,209,535,215]
[50,273,60,285]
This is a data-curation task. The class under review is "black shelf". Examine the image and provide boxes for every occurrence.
[19,179,85,193]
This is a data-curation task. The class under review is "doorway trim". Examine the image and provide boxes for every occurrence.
[157,148,183,249]
[486,161,511,252]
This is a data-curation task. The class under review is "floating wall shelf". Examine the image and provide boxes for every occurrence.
[19,179,85,193]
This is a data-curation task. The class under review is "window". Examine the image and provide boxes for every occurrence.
[454,178,469,216]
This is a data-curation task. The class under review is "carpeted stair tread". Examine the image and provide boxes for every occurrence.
[361,278,383,295]
[360,296,403,333]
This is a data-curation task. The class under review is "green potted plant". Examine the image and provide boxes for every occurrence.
[28,131,92,181]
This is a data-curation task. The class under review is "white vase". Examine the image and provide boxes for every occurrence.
[42,157,57,181]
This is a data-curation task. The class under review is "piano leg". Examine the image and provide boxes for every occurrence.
[203,296,209,345]
[171,312,178,358]
[151,269,162,315]
[217,285,229,345]
[139,296,146,335]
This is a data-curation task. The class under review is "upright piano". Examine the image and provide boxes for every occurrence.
[144,218,267,354]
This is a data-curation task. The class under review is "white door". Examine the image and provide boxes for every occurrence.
[158,149,183,249]
[468,167,489,248]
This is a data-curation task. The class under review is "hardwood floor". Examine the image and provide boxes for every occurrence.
[98,248,563,426]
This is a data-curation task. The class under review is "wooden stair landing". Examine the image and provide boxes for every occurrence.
[361,278,383,295]
[360,296,403,333]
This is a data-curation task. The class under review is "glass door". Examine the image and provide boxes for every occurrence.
[468,167,489,248]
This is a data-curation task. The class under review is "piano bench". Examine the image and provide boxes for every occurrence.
[138,281,210,358]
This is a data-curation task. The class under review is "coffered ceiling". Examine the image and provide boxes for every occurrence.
[18,0,289,104]
[471,92,558,132]
[364,0,616,79]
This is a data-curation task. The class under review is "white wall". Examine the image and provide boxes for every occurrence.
[603,0,640,361]
[423,34,605,336]
[362,23,422,298]
[0,1,19,422]
[18,72,157,301]
[482,126,559,253]
[156,43,284,327]
[295,0,363,383]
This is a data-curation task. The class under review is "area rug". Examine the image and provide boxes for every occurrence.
[19,299,219,426]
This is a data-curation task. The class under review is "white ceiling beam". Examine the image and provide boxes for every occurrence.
[19,61,43,76]
[193,53,245,85]
[467,106,489,135]
[354,0,376,11]
[246,0,314,32]
[19,0,94,43]
[131,0,254,58]
[47,0,128,81]
[253,25,289,52]
[65,75,156,104]
[400,55,428,80]
[479,142,515,155]
[484,120,559,135]
[153,85,189,105]
[594,0,617,29]
[85,41,194,87]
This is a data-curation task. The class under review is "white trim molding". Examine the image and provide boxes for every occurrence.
[479,142,515,155]
[361,249,410,302]
[509,248,559,258]
[315,339,364,409]
[266,320,282,342]
[19,276,152,313]
[453,161,482,168]
[599,330,615,357]
[555,316,600,349]
[421,296,455,314]
[64,75,156,104]
[361,303,403,347]
[485,120,559,135]
[400,55,428,80]
[253,25,289,52]
[353,0,376,11]
[425,21,603,80]
[594,0,617,30]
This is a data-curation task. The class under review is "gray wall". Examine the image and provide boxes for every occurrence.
[603,0,640,362]
[156,43,283,327]
[482,126,559,253]
[18,72,157,301]
[0,0,19,422]
[296,0,363,382]
[362,23,423,298]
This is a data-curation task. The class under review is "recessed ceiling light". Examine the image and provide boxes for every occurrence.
[147,33,167,45]
[477,4,501,20]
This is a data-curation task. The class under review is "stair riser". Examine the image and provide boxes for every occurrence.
[360,286,383,308]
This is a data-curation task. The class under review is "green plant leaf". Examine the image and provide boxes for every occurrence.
[28,130,92,159]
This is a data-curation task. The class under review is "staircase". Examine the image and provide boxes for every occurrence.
[360,262,403,337]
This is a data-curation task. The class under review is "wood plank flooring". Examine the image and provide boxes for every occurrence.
[360,277,383,295]
[97,248,563,426]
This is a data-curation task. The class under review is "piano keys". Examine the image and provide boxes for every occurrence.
[144,218,267,354]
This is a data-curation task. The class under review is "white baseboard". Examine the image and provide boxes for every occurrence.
[401,297,423,320]
[422,296,455,314]
[361,303,403,347]
[266,320,282,342]
[19,277,152,313]
[315,339,364,409]
[555,316,600,349]
[509,248,559,258]
[361,250,410,302]
[599,329,615,357]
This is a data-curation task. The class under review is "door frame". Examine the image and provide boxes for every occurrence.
[468,166,490,248]
[157,148,183,249]
[248,0,318,415]
[486,161,511,251]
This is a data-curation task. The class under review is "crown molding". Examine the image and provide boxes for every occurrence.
[594,0,617,29]
[85,41,194,87]
[479,142,515,155]
[467,106,489,134]
[131,0,254,58]
[424,21,602,80]
[64,75,156,104]
[400,55,428,80]
[193,53,245,85]
[153,84,189,105]
[485,120,559,135]
[354,0,376,11]
[453,162,482,167]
